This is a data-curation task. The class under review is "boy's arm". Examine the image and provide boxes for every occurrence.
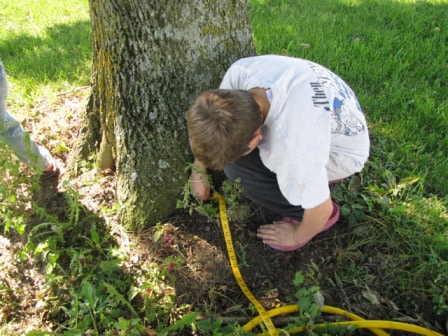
[190,158,211,200]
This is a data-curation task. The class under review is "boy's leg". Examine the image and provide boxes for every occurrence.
[224,148,303,220]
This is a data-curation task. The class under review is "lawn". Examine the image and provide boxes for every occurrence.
[0,0,447,335]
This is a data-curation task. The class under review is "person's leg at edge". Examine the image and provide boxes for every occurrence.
[0,61,54,172]
[1,111,53,171]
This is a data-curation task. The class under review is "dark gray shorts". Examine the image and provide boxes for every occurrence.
[224,148,304,220]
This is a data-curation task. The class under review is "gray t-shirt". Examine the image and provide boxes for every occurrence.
[220,55,369,208]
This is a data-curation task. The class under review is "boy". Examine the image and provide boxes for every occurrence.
[187,55,369,251]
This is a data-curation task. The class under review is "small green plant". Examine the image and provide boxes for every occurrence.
[285,271,358,336]
[24,188,139,334]
[221,178,251,223]
[23,181,195,335]
[290,271,323,332]
[193,318,248,335]
[176,163,218,221]
[0,146,38,235]
[177,163,251,223]
[235,241,250,268]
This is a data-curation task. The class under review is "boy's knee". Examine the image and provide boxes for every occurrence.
[223,163,239,182]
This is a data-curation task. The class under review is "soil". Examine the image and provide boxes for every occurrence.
[0,87,445,335]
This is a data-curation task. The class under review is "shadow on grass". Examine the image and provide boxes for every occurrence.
[23,171,141,334]
[0,20,92,85]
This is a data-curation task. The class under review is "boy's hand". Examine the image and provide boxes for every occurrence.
[190,176,211,200]
[190,159,210,200]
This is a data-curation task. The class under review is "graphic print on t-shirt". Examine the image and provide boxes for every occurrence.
[331,97,366,136]
[308,61,367,137]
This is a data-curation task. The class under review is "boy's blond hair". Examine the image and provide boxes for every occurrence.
[187,89,262,170]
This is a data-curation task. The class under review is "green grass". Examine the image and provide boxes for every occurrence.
[250,0,448,194]
[1,0,447,334]
[0,0,91,107]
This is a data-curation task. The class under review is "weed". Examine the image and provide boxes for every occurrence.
[293,272,323,328]
[16,181,195,335]
[177,164,251,223]
[281,271,358,336]
[235,241,250,268]
[221,178,251,223]
[176,164,218,221]
[194,318,246,335]
[0,146,38,235]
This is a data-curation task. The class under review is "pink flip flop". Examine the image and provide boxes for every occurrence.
[267,201,340,252]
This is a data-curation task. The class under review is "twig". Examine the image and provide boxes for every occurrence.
[56,86,90,96]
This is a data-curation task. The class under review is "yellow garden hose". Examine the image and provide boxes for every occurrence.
[214,193,444,336]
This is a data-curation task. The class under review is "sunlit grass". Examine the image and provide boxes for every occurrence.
[250,0,448,194]
[0,0,91,107]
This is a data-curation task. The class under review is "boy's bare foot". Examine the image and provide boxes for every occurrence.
[260,201,340,252]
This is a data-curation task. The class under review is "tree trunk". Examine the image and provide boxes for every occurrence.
[75,0,254,230]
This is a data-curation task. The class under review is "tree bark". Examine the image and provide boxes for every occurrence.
[74,0,254,230]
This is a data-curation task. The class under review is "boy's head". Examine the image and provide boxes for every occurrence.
[187,89,262,170]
